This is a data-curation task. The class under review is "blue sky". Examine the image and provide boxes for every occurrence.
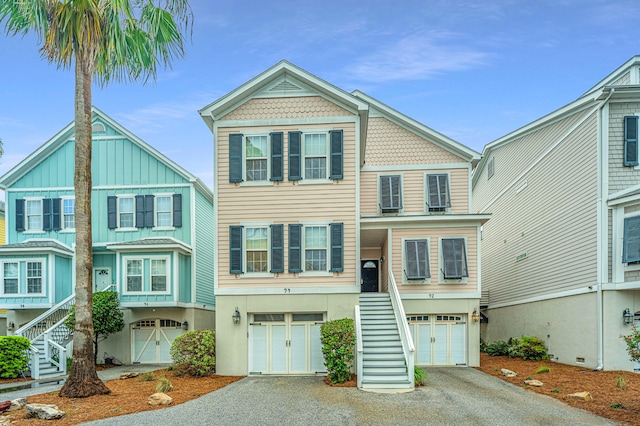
[1,0,639,191]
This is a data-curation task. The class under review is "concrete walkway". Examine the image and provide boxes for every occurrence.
[81,368,616,426]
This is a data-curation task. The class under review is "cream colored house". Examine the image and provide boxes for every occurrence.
[473,56,640,371]
[200,61,488,389]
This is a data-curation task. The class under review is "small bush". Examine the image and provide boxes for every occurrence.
[0,336,31,378]
[320,318,355,384]
[156,375,173,393]
[485,341,510,356]
[534,365,550,374]
[139,372,155,382]
[617,376,627,390]
[517,336,549,361]
[170,329,216,377]
[414,367,426,386]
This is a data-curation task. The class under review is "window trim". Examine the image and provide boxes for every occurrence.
[0,261,20,296]
[402,238,431,284]
[122,255,171,295]
[26,260,44,295]
[116,195,136,230]
[300,221,332,276]
[424,173,451,213]
[439,237,469,283]
[243,224,272,277]
[24,197,44,233]
[378,174,403,213]
[153,193,175,230]
[300,131,331,183]
[242,133,271,186]
[61,197,76,232]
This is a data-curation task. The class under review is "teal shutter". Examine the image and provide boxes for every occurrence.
[229,133,244,182]
[52,198,61,230]
[288,131,302,181]
[405,240,429,279]
[270,132,284,181]
[288,224,302,272]
[144,195,154,228]
[270,224,284,273]
[230,226,244,274]
[107,196,117,229]
[330,223,344,272]
[173,194,182,227]
[625,116,639,166]
[15,199,24,232]
[329,130,343,180]
[43,198,52,231]
[442,238,468,279]
[624,216,640,262]
[135,195,145,228]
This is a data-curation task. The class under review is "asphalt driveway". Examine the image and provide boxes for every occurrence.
[86,367,614,426]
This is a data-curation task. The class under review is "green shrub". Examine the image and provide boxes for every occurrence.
[0,335,31,378]
[534,365,550,374]
[139,372,155,382]
[320,318,355,384]
[515,336,549,361]
[485,340,510,356]
[156,375,173,392]
[170,329,216,377]
[414,366,426,386]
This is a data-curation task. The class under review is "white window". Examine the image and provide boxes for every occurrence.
[246,227,268,273]
[2,262,18,294]
[151,259,168,292]
[126,259,143,292]
[303,133,328,180]
[304,226,327,271]
[63,198,75,230]
[26,261,43,294]
[155,195,172,228]
[26,199,43,231]
[118,197,135,228]
[245,135,268,182]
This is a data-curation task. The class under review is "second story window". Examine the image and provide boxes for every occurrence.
[246,135,268,182]
[404,239,430,280]
[63,198,75,229]
[26,199,43,231]
[623,216,640,263]
[304,226,327,271]
[119,197,135,228]
[380,175,402,213]
[442,238,468,279]
[108,194,182,230]
[288,130,343,182]
[304,133,328,179]
[26,261,43,294]
[2,262,18,294]
[426,174,450,212]
[151,259,168,292]
[155,196,172,227]
[126,259,143,292]
[246,227,268,273]
[229,133,284,183]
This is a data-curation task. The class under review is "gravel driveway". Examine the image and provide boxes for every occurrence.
[85,367,615,426]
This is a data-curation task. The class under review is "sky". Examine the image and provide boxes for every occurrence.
[1,0,640,193]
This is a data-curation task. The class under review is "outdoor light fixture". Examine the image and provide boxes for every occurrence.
[182,320,189,331]
[232,307,241,325]
[471,309,480,323]
[623,308,634,325]
[7,321,14,331]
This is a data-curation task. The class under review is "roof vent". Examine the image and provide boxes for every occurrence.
[92,122,106,133]
[269,80,302,93]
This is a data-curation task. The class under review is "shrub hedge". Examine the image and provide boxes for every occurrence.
[320,318,355,384]
[0,335,31,378]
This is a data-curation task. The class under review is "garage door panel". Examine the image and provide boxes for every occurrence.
[133,328,156,364]
[290,325,307,373]
[310,325,324,372]
[417,324,432,365]
[250,325,268,373]
[451,323,466,365]
[434,324,448,364]
[271,325,287,373]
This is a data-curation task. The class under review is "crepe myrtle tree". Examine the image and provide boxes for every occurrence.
[0,0,192,397]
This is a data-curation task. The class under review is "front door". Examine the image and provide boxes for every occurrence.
[93,268,111,292]
[361,260,379,292]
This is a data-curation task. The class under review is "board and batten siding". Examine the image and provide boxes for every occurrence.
[217,122,357,289]
[477,112,598,306]
[608,102,640,194]
[220,96,352,121]
[360,168,469,215]
[194,189,215,306]
[54,255,73,303]
[391,227,478,294]
[473,107,593,212]
[364,117,463,166]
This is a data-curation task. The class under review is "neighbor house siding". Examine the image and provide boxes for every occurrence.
[179,253,192,303]
[220,96,352,121]
[194,189,215,306]
[608,102,640,194]
[477,111,599,306]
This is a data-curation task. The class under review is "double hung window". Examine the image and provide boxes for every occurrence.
[26,261,43,294]
[246,135,268,181]
[26,199,43,231]
[304,226,327,271]
[119,197,135,228]
[2,262,18,294]
[108,194,182,229]
[246,227,269,273]
[63,198,75,229]
[229,133,284,183]
[155,196,172,227]
[288,130,343,181]
[126,259,143,292]
[304,134,328,180]
[229,224,285,275]
[151,259,167,292]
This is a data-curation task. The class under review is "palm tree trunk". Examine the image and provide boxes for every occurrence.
[59,57,110,398]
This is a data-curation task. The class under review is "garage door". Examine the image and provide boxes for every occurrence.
[408,314,466,366]
[249,313,325,375]
[132,319,183,363]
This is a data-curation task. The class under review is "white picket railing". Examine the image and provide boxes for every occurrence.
[388,269,415,387]
[354,305,364,388]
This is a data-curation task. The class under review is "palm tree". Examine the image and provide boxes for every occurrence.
[0,0,192,397]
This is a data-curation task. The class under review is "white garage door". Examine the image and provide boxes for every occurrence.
[132,319,183,363]
[249,313,325,375]
[408,314,466,366]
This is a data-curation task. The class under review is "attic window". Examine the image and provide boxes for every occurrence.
[487,157,494,179]
[92,122,106,133]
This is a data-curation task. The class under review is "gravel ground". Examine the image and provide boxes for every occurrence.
[84,367,615,426]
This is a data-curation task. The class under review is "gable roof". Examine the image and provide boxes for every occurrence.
[472,55,640,187]
[0,107,213,202]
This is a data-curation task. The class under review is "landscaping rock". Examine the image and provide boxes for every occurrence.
[7,398,27,412]
[524,379,543,387]
[120,372,140,379]
[148,393,173,406]
[25,403,65,420]
[0,416,12,426]
[0,402,9,414]
[568,391,593,402]
[501,368,517,377]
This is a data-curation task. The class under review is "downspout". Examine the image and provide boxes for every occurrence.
[596,88,614,371]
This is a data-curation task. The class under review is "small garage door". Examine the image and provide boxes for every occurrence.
[249,313,325,375]
[408,314,466,366]
[132,319,183,363]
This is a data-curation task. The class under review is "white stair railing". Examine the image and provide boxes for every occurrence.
[388,269,415,387]
[14,294,76,341]
[354,305,363,388]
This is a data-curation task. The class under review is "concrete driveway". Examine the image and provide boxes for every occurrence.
[86,367,614,426]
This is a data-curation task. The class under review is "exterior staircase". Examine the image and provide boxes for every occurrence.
[358,293,412,390]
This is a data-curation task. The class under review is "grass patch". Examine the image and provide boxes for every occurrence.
[155,375,174,393]
[551,389,560,393]
[610,403,625,409]
[414,367,426,387]
[138,372,155,382]
[534,365,550,374]
[616,376,627,390]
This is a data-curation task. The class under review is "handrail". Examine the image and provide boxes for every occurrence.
[388,268,415,387]
[354,305,363,389]
[47,339,67,370]
[14,293,76,341]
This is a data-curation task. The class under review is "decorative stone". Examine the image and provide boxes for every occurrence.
[7,398,27,412]
[119,372,140,379]
[148,393,173,406]
[568,391,593,402]
[501,368,517,377]
[25,403,65,420]
[0,416,12,426]
[524,379,543,387]
[0,402,10,414]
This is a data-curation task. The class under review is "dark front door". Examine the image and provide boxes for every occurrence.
[361,260,379,292]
